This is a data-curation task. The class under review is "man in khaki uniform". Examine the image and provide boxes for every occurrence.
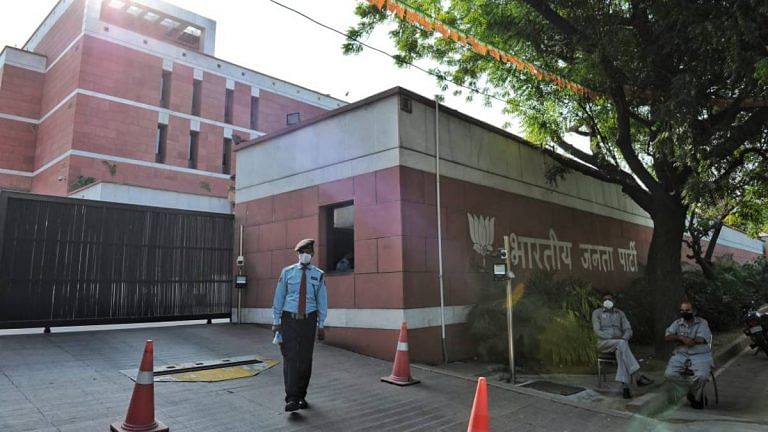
[592,294,653,398]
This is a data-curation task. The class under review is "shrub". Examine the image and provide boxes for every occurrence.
[684,255,760,331]
[467,270,600,369]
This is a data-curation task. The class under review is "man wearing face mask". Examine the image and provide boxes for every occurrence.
[664,301,713,409]
[272,238,328,412]
[592,294,654,398]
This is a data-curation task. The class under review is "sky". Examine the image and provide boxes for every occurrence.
[0,0,518,134]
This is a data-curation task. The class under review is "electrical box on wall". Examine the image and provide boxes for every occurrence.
[235,275,248,289]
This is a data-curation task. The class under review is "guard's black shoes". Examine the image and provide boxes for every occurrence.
[298,399,310,410]
[636,375,654,386]
[622,388,632,399]
[285,401,300,412]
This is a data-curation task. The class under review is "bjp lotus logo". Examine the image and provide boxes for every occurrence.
[467,213,495,266]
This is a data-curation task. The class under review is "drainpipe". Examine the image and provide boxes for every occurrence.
[435,99,448,363]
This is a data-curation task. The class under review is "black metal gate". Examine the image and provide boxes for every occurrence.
[0,191,233,328]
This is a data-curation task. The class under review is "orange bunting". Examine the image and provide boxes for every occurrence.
[370,0,386,9]
[371,0,602,99]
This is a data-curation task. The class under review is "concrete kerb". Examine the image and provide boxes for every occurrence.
[411,363,635,420]
[624,333,753,417]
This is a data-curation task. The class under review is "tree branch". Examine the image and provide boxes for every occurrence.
[612,87,662,194]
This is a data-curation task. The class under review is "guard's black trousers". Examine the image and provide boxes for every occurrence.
[280,311,317,403]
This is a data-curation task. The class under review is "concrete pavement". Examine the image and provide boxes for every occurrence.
[0,323,741,431]
[654,347,768,431]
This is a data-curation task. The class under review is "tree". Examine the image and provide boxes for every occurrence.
[345,0,768,353]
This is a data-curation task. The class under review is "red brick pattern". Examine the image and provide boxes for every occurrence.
[35,99,75,169]
[237,166,408,312]
[0,65,44,119]
[67,155,229,196]
[79,36,162,106]
[257,89,328,134]
[200,73,225,122]
[73,94,157,161]
[31,157,69,196]
[169,63,194,114]
[232,82,251,129]
[0,172,32,191]
[40,41,81,115]
[0,118,36,172]
[31,0,85,61]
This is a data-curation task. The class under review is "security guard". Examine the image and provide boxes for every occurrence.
[664,301,713,409]
[272,238,328,412]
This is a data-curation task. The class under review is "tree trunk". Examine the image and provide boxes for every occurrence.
[646,197,688,357]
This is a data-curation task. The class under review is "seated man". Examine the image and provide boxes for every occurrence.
[664,301,713,409]
[592,294,654,398]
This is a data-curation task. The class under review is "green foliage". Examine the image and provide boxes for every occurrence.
[684,256,768,331]
[346,2,768,339]
[101,160,117,177]
[539,309,597,367]
[467,271,601,369]
[199,181,211,192]
[69,175,95,191]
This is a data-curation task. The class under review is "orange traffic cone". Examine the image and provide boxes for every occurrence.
[110,340,169,432]
[467,377,489,432]
[381,321,420,386]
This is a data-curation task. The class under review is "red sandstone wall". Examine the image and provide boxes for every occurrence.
[0,118,37,174]
[0,173,32,191]
[72,94,156,161]
[67,155,229,197]
[197,123,226,174]
[34,98,76,171]
[236,165,764,363]
[168,63,194,114]
[79,36,162,106]
[235,166,407,312]
[256,89,328,134]
[233,82,251,129]
[200,73,225,123]
[31,157,69,196]
[0,65,44,119]
[30,0,85,61]
[40,40,81,115]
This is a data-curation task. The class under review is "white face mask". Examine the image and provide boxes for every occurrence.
[603,300,614,310]
[298,253,312,265]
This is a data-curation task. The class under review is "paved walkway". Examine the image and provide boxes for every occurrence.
[0,323,733,431]
[655,347,768,431]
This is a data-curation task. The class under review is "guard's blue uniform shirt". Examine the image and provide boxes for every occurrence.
[273,263,328,328]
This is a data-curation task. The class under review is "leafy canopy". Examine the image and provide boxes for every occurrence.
[345,1,768,219]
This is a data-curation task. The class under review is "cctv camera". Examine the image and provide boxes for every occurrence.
[236,255,245,267]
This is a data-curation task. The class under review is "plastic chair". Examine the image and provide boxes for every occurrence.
[596,352,617,387]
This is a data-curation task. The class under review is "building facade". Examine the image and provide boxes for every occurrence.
[234,87,766,364]
[0,0,343,213]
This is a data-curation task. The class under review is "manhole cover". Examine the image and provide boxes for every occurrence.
[519,380,585,396]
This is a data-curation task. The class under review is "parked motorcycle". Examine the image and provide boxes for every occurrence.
[743,301,768,357]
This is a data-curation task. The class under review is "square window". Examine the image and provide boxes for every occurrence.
[325,203,354,272]
[160,18,179,30]
[126,5,144,16]
[107,0,126,9]
[143,11,160,22]
[287,112,300,126]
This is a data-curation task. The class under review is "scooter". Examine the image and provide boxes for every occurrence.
[743,302,768,357]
